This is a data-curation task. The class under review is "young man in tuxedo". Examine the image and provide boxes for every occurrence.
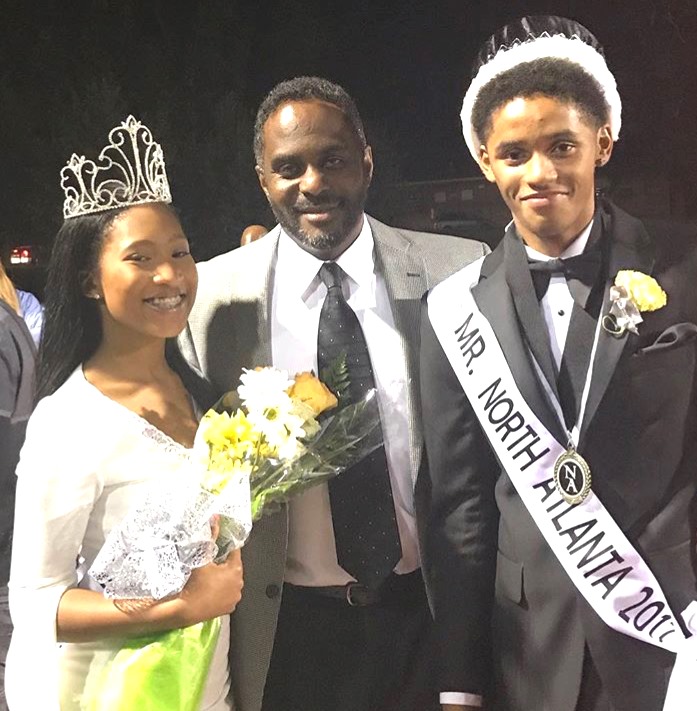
[421,16,697,711]
[180,76,487,711]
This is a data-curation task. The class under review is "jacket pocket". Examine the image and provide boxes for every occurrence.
[631,323,697,370]
[626,330,697,385]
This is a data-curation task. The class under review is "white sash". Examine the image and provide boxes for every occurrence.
[427,258,696,710]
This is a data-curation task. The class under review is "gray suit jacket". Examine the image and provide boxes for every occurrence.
[179,215,487,711]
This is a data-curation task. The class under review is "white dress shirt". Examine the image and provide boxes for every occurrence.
[271,215,420,587]
[442,219,594,709]
[525,220,594,369]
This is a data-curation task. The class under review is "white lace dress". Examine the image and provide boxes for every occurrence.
[5,367,232,710]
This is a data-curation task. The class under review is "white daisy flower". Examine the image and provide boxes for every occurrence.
[238,367,294,415]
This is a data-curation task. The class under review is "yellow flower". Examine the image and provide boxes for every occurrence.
[201,411,235,448]
[226,409,256,444]
[202,458,253,495]
[614,270,667,312]
[201,409,257,450]
[288,372,338,416]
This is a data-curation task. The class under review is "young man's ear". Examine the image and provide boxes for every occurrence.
[595,125,613,167]
[478,145,497,184]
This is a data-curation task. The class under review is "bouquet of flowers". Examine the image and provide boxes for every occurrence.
[83,362,381,711]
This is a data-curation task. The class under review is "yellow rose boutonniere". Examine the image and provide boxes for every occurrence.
[602,270,667,336]
[614,270,667,312]
[287,371,339,416]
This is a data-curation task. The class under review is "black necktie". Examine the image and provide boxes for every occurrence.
[528,251,602,302]
[317,263,402,588]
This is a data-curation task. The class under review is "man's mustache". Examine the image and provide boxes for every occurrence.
[293,196,341,212]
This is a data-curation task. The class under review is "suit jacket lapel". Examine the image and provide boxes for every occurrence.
[474,243,568,445]
[579,203,656,443]
[247,228,277,370]
[503,229,562,403]
[369,217,427,484]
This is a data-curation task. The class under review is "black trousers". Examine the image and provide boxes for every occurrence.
[262,571,439,711]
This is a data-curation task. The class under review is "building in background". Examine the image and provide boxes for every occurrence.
[371,170,691,249]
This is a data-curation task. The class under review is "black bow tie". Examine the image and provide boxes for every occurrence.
[528,250,602,301]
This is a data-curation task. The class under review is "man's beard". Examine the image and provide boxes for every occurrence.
[270,189,367,253]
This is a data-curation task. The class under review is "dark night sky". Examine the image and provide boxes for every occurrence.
[2,0,696,261]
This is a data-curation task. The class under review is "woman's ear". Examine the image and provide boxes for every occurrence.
[81,272,101,300]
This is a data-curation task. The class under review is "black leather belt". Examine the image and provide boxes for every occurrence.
[284,570,424,607]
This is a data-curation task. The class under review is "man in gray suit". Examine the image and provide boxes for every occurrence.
[180,76,487,711]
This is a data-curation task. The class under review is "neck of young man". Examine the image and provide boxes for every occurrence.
[519,222,593,257]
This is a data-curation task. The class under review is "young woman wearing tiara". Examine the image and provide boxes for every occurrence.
[5,117,243,710]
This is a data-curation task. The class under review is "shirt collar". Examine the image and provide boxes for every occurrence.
[333,215,374,291]
[523,218,594,262]
[276,214,375,301]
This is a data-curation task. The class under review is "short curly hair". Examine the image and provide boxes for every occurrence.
[472,58,610,146]
[253,76,367,165]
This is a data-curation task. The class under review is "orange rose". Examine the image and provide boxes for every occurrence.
[288,372,338,415]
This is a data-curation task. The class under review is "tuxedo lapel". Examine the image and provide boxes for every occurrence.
[503,230,562,403]
[369,217,427,483]
[474,245,568,445]
[579,204,656,443]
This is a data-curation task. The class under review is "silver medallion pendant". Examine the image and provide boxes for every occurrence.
[554,449,592,505]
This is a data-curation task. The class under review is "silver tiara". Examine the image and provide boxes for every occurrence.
[60,115,172,219]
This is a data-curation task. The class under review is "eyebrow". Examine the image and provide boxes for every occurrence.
[547,130,578,142]
[495,140,524,155]
[121,235,187,250]
[269,153,298,166]
[495,131,579,154]
[270,143,350,164]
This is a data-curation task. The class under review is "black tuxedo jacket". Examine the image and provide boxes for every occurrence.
[419,201,697,711]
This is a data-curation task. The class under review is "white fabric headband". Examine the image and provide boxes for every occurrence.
[461,33,622,162]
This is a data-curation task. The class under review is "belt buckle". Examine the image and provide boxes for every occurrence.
[345,582,364,606]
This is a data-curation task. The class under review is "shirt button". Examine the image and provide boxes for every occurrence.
[265,584,280,599]
[558,309,566,316]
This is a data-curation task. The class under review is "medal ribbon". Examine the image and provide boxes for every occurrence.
[530,312,601,450]
[427,259,695,710]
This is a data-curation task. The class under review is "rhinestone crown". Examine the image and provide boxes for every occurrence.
[61,115,172,219]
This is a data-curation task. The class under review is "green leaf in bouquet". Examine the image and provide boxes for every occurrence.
[319,352,350,401]
[248,391,382,520]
